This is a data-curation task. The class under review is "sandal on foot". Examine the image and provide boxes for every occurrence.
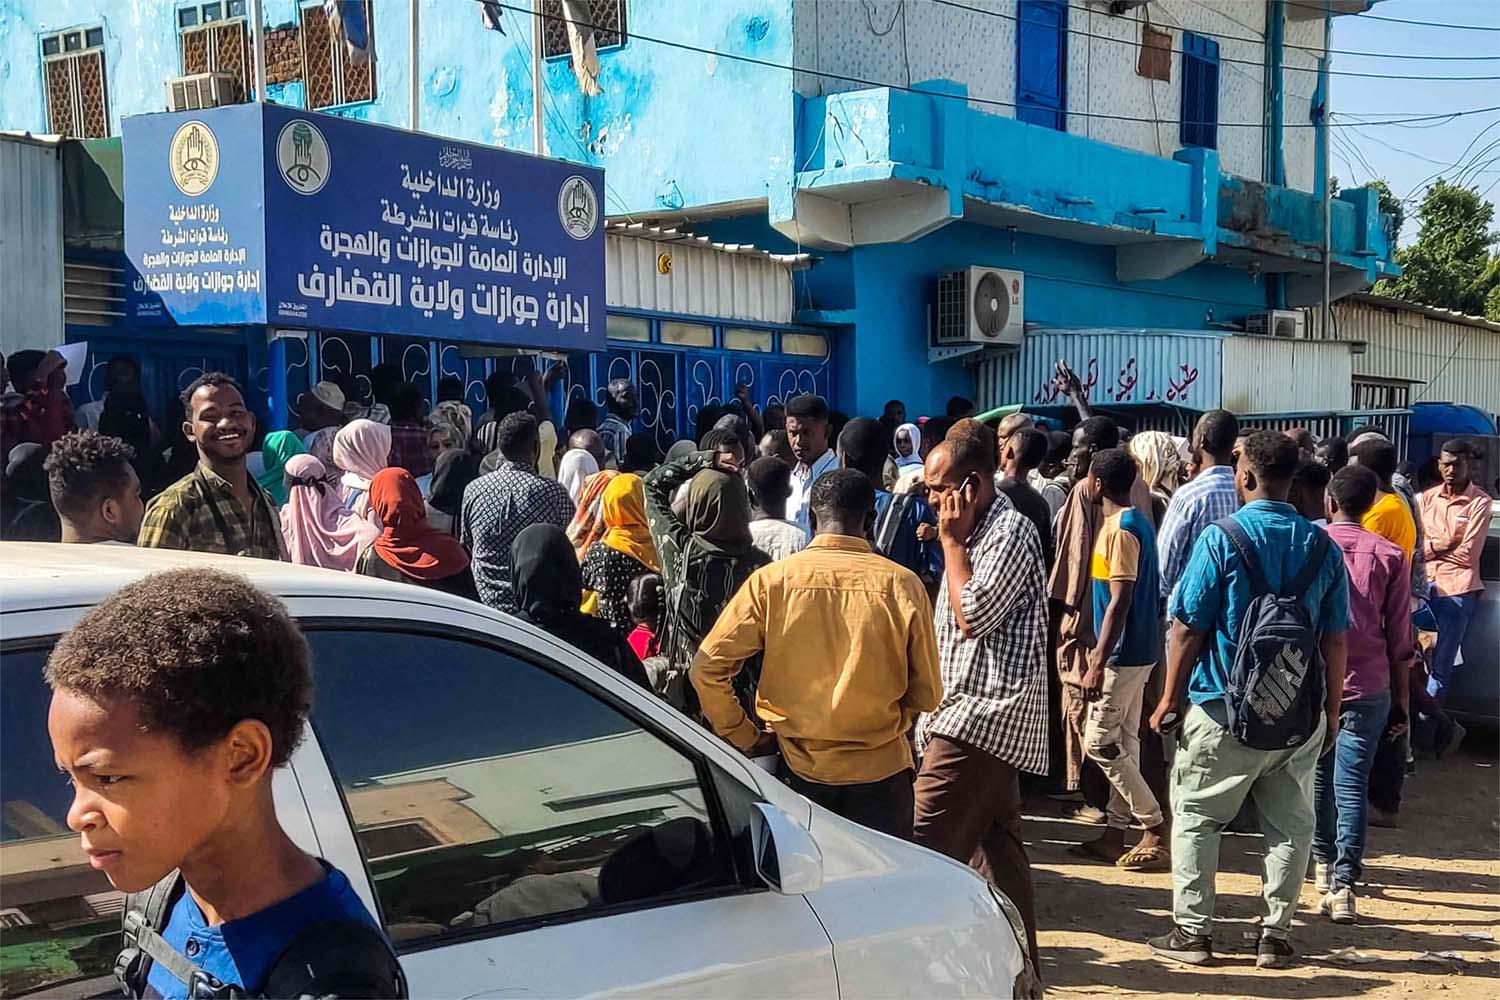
[1116,843,1170,871]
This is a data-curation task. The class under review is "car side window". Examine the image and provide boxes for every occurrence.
[1,642,123,998]
[305,628,737,949]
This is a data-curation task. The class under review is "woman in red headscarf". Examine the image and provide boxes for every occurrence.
[356,468,478,600]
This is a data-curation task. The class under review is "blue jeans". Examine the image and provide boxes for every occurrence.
[1427,593,1480,703]
[1314,690,1391,890]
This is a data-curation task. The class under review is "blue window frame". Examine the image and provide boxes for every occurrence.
[1180,31,1220,150]
[1016,1,1067,131]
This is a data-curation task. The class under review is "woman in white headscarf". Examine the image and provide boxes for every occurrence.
[1127,430,1183,526]
[557,447,600,506]
[893,422,923,469]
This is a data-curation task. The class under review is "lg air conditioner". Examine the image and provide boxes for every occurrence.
[935,267,1025,347]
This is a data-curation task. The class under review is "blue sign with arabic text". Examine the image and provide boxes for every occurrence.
[124,104,605,352]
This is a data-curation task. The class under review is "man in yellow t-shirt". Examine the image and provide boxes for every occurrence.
[1350,438,1415,562]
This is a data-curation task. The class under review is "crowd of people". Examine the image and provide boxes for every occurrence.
[6,345,1496,986]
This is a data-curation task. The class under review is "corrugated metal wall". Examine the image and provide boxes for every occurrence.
[1220,336,1353,413]
[605,235,793,325]
[1309,298,1500,413]
[977,329,1227,411]
[0,135,64,353]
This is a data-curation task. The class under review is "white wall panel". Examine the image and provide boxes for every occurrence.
[605,236,793,325]
[0,135,64,353]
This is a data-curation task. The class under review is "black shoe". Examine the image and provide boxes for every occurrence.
[1148,925,1212,965]
[1257,934,1296,969]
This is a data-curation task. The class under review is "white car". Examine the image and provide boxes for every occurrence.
[0,544,1034,999]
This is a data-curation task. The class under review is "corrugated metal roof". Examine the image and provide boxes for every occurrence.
[0,134,64,353]
[1347,292,1500,334]
[605,221,813,268]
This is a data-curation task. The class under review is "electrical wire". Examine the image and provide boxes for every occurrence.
[1285,1,1500,32]
[925,0,1500,80]
[472,1,1500,130]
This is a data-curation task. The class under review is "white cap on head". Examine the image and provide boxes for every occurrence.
[309,380,346,413]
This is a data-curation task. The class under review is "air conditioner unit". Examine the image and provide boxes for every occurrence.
[165,72,240,112]
[1244,309,1306,339]
[935,267,1025,347]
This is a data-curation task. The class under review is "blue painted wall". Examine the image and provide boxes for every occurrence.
[703,212,1268,419]
[0,0,793,217]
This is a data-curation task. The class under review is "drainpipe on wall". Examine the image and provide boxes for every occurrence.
[1320,5,1333,342]
[1262,0,1286,188]
[250,0,268,101]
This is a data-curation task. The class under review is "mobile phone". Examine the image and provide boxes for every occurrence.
[1157,708,1183,734]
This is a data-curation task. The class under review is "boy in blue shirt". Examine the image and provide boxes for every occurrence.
[46,568,403,998]
[1074,449,1168,870]
[1148,432,1348,971]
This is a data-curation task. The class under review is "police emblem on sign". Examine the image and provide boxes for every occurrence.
[169,121,219,196]
[558,175,599,241]
[276,120,330,195]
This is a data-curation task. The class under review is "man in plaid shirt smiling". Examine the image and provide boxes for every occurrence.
[913,422,1049,973]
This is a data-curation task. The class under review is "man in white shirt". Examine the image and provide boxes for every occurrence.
[785,393,837,536]
[747,455,807,562]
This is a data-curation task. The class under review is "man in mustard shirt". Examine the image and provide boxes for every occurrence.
[1350,438,1416,561]
[692,468,942,839]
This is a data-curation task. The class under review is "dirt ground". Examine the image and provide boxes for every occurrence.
[1028,730,1500,998]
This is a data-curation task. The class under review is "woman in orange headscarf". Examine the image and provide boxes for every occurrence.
[580,473,660,634]
[356,468,478,601]
[565,467,619,556]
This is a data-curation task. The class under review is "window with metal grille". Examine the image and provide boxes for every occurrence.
[1180,31,1220,150]
[178,1,252,101]
[541,0,627,59]
[300,0,375,110]
[40,26,110,138]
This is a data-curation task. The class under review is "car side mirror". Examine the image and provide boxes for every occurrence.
[748,801,824,895]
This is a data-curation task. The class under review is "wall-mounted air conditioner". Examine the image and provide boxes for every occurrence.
[935,267,1025,348]
[1244,309,1306,339]
[166,73,240,112]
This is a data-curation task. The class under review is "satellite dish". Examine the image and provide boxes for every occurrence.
[972,270,1011,338]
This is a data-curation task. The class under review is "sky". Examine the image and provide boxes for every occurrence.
[1328,0,1500,246]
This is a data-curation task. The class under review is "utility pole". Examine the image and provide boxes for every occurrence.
[409,0,420,129]
[250,0,268,101]
[532,2,546,155]
[1321,3,1333,340]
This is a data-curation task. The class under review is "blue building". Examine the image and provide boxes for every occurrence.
[1,0,1400,435]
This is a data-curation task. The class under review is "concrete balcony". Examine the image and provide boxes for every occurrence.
[771,80,1398,303]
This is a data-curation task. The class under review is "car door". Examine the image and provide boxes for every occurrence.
[289,611,838,999]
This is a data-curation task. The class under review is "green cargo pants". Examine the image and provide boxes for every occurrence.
[1170,701,1326,939]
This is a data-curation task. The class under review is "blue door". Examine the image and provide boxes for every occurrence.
[1017,1,1067,131]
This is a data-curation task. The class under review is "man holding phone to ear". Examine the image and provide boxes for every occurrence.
[913,425,1049,973]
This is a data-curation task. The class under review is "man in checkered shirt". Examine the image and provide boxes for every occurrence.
[913,423,1049,972]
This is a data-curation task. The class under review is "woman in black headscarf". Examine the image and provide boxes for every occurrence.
[510,524,651,691]
[425,446,478,534]
[2,443,61,541]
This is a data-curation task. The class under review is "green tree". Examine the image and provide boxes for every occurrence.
[1374,180,1500,316]
[1365,179,1404,246]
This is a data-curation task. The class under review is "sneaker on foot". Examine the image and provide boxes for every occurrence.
[1368,805,1400,828]
[1313,862,1331,894]
[1256,934,1296,969]
[1148,925,1212,966]
[1319,887,1356,924]
[1440,720,1467,759]
[1068,804,1107,824]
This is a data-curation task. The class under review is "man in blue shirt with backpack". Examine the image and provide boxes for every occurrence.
[1148,431,1349,970]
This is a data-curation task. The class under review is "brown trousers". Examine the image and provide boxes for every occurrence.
[913,735,1040,970]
